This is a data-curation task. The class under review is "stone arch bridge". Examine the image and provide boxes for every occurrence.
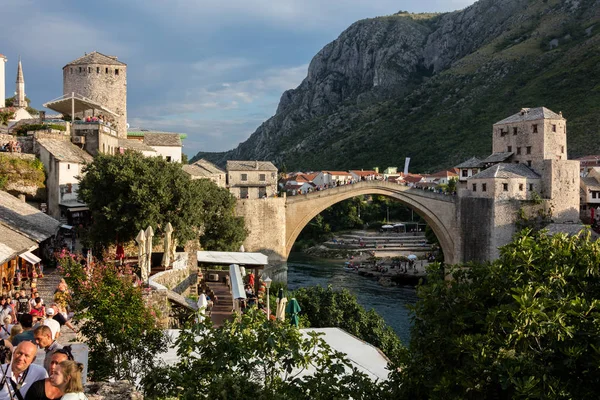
[236,181,472,267]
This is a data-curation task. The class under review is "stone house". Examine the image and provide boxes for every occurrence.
[182,159,226,188]
[0,190,61,290]
[492,107,567,169]
[575,155,600,176]
[429,169,459,185]
[350,170,381,181]
[580,167,600,220]
[36,138,93,222]
[284,182,315,196]
[226,160,278,199]
[455,157,483,183]
[464,164,541,201]
[143,133,182,163]
[312,171,353,187]
[117,138,157,157]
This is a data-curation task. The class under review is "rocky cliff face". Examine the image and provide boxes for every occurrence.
[193,0,600,171]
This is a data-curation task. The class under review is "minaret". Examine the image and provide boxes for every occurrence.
[14,56,26,108]
[0,53,6,108]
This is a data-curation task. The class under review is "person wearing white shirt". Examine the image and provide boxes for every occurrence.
[42,309,60,341]
[0,341,48,400]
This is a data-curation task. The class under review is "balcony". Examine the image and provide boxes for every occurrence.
[73,121,118,137]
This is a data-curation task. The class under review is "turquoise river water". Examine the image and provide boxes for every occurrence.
[286,253,419,345]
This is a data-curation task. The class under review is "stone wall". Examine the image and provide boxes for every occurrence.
[236,197,287,262]
[151,267,198,296]
[538,159,580,222]
[142,288,170,328]
[459,196,494,263]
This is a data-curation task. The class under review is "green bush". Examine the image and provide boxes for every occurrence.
[58,254,166,383]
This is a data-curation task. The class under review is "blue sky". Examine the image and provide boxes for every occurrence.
[2,0,475,157]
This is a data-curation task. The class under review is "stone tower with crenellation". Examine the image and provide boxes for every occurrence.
[63,51,127,138]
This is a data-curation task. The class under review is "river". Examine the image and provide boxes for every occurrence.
[287,253,419,345]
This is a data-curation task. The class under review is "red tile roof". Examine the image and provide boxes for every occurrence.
[324,171,353,176]
[350,170,381,177]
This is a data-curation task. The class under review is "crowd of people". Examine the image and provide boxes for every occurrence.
[0,141,22,153]
[82,114,112,127]
[0,279,85,399]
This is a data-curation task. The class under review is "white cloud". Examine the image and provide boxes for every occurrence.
[2,2,130,66]
[129,62,309,154]
[129,0,477,33]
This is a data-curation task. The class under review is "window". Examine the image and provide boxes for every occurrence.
[499,128,506,137]
[79,67,82,73]
[66,183,72,194]
[529,184,534,191]
[70,68,73,74]
[552,124,556,132]
[532,124,538,133]
[88,67,91,73]
[115,69,119,75]
[503,183,508,191]
[241,173,248,181]
[259,174,266,181]
[482,183,487,192]
[526,146,531,154]
[517,147,521,155]
[519,183,524,191]
[106,67,109,73]
[166,156,172,162]
[462,169,468,177]
[507,146,512,152]
[259,187,267,198]
[527,160,532,167]
[97,67,100,73]
[561,145,565,154]
[67,164,70,170]
[513,127,517,135]
[593,192,598,199]
[472,183,477,192]
[240,187,248,199]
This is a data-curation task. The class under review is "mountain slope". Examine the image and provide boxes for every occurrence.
[192,0,600,172]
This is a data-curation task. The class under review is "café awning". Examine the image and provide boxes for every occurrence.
[43,92,118,117]
[20,251,41,265]
[196,251,268,266]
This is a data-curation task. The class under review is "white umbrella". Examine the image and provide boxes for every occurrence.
[135,230,147,282]
[276,296,287,321]
[145,226,154,281]
[197,293,208,322]
[407,254,418,260]
[170,238,177,266]
[239,244,245,252]
[239,266,246,277]
[161,222,173,267]
[382,224,393,229]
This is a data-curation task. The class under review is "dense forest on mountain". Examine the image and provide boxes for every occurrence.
[193,0,600,173]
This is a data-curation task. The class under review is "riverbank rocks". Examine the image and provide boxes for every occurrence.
[378,277,393,287]
[85,381,143,400]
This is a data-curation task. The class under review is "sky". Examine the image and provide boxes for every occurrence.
[1,0,476,157]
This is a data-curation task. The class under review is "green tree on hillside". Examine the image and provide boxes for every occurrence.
[78,151,246,251]
[389,229,600,399]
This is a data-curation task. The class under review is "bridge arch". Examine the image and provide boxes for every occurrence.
[284,181,459,264]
